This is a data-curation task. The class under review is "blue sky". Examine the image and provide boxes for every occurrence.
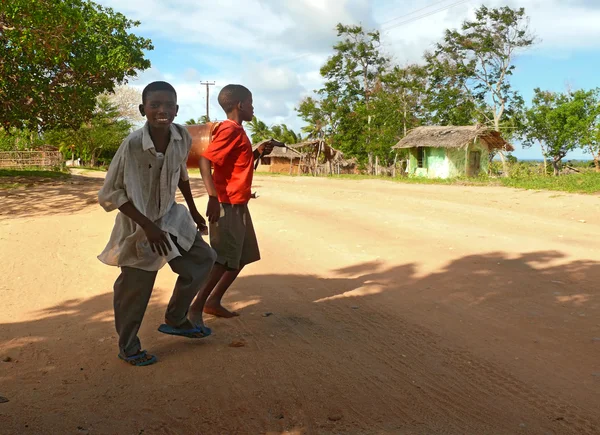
[97,0,599,160]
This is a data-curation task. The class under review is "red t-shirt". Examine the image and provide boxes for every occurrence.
[202,119,253,204]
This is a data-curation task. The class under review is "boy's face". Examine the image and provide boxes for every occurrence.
[139,90,178,128]
[239,94,254,122]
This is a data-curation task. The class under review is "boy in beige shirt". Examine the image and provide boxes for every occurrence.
[98,81,216,366]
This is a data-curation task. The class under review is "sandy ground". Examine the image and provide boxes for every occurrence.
[0,170,599,435]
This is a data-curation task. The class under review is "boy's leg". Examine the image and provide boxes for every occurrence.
[203,265,244,317]
[204,204,260,318]
[190,203,243,319]
[165,232,216,328]
[113,267,157,358]
[189,263,228,323]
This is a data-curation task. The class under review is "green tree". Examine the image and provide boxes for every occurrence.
[371,65,426,146]
[316,24,389,164]
[577,89,600,171]
[0,0,152,132]
[271,124,302,144]
[297,97,329,141]
[184,116,212,125]
[0,128,44,151]
[45,96,132,166]
[423,65,478,126]
[523,88,591,176]
[246,117,272,143]
[425,5,535,173]
[246,117,302,145]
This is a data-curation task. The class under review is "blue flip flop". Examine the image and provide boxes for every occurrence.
[157,323,212,338]
[118,350,157,367]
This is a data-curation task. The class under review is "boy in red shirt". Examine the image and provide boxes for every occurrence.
[189,84,274,325]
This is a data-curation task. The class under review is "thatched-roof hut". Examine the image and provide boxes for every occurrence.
[253,144,305,175]
[392,125,514,178]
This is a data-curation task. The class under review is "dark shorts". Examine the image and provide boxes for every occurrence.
[209,203,260,270]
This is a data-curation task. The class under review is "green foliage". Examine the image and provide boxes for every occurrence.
[296,97,329,141]
[368,65,427,163]
[0,169,69,178]
[499,172,600,194]
[425,5,534,134]
[44,96,132,166]
[577,89,600,169]
[246,117,272,143]
[297,10,535,169]
[246,117,302,144]
[523,88,598,175]
[0,169,69,190]
[184,116,211,125]
[270,124,301,144]
[490,160,545,177]
[325,169,600,194]
[299,24,388,162]
[0,0,152,131]
[0,128,45,151]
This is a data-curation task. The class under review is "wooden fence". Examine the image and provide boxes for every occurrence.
[0,151,63,169]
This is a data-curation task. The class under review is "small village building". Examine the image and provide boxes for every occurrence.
[392,125,514,179]
[254,145,305,175]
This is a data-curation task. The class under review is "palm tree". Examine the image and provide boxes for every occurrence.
[280,123,302,144]
[246,117,272,143]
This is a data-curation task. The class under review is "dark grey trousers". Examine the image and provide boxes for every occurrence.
[113,233,216,357]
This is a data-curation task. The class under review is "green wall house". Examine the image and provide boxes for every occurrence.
[392,125,514,179]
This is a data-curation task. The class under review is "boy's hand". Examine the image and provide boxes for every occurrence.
[142,222,172,256]
[191,209,208,233]
[257,140,275,156]
[206,196,220,224]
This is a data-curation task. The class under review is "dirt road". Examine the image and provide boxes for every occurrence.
[1,172,599,434]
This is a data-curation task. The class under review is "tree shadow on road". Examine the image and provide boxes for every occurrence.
[0,250,598,434]
[0,176,208,219]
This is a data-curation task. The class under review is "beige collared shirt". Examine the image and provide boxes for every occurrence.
[98,122,197,271]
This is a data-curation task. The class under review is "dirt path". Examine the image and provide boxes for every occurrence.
[1,173,599,434]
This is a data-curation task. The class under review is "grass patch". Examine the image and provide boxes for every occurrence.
[0,182,22,190]
[78,166,108,172]
[0,168,70,190]
[257,172,600,195]
[0,169,69,179]
[499,172,600,194]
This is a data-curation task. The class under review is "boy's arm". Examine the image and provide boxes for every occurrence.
[118,203,172,256]
[98,141,129,212]
[178,177,207,231]
[253,139,275,160]
[177,126,207,232]
[199,156,220,223]
[98,140,171,256]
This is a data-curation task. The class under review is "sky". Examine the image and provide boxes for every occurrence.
[96,0,600,160]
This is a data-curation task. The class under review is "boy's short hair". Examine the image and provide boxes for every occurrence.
[142,81,177,104]
[218,84,251,113]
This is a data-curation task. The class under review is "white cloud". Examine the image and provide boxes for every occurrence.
[99,0,600,137]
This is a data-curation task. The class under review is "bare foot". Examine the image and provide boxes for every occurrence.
[204,303,239,318]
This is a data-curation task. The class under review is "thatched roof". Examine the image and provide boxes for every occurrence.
[288,140,320,149]
[264,146,304,159]
[392,125,514,152]
[252,144,305,159]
